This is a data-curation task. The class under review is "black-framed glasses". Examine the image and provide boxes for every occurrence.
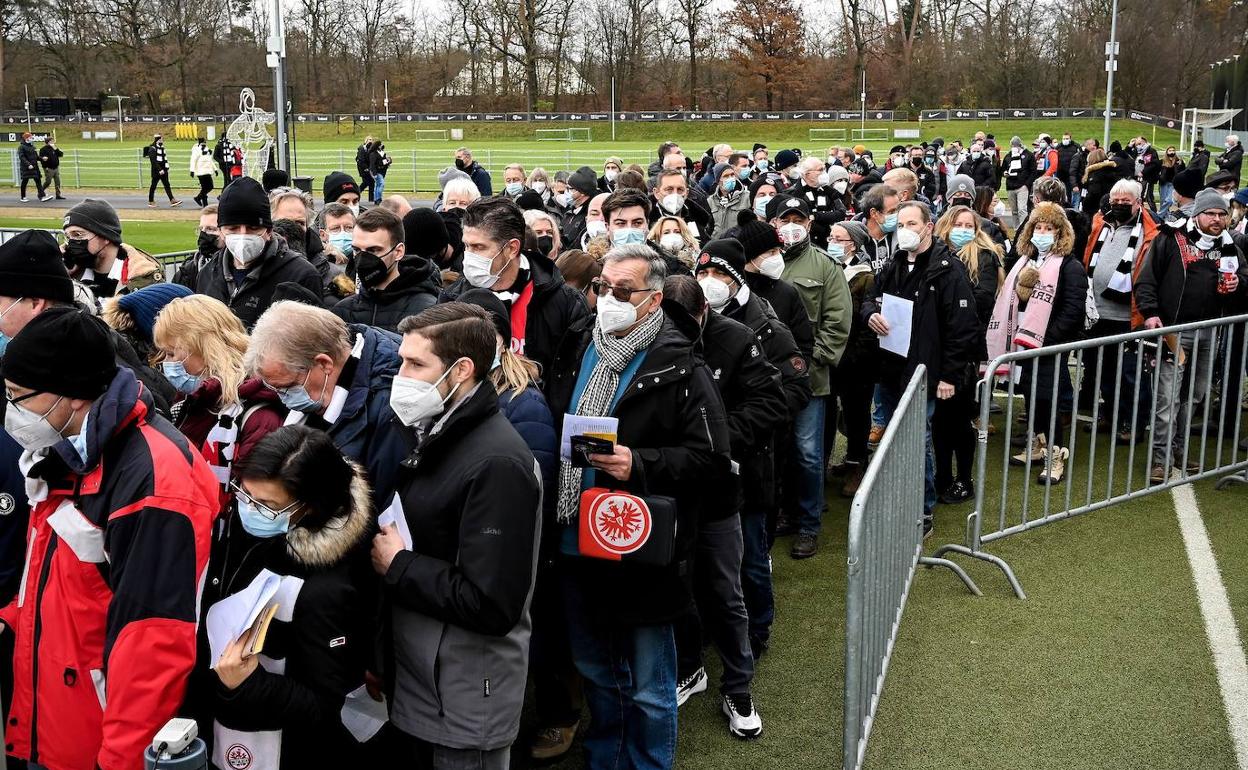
[590,278,651,303]
[4,387,44,407]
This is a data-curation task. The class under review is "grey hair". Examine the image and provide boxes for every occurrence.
[799,156,824,174]
[1110,178,1142,201]
[1031,175,1067,205]
[443,177,481,203]
[269,186,315,226]
[603,244,667,291]
[317,202,355,229]
[456,146,472,158]
[245,300,352,376]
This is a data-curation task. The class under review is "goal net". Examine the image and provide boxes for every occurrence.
[536,128,592,142]
[809,128,847,142]
[852,128,889,142]
[414,129,449,141]
[1180,108,1241,154]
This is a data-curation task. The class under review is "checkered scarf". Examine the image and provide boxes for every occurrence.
[1087,215,1143,303]
[555,308,665,524]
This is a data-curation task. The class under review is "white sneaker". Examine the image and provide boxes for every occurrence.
[19,197,28,202]
[676,667,707,707]
[722,692,763,739]
[39,194,53,202]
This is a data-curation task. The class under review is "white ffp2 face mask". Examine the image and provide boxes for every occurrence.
[698,276,732,310]
[596,292,649,334]
[4,397,68,453]
[224,234,266,266]
[659,233,685,252]
[388,363,462,427]
[660,193,685,214]
[897,226,923,252]
[778,223,808,247]
[756,252,785,279]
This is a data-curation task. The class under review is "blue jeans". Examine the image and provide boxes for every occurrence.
[1071,187,1083,212]
[792,396,827,536]
[564,581,677,770]
[871,384,895,429]
[877,381,936,518]
[373,173,386,203]
[1159,182,1175,215]
[739,507,773,647]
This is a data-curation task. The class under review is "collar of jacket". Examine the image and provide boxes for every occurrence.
[33,368,148,488]
[400,379,499,469]
[365,255,439,301]
[285,462,372,568]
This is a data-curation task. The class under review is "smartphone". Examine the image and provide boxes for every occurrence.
[571,435,615,468]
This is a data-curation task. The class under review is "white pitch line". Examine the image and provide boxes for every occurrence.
[1172,479,1248,769]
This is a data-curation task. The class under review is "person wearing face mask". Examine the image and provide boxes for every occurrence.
[864,202,979,531]
[331,207,439,333]
[438,197,589,383]
[143,133,182,208]
[1137,189,1248,481]
[17,132,50,202]
[190,135,218,207]
[957,142,995,191]
[791,157,848,250]
[847,157,883,207]
[246,299,404,507]
[737,219,814,363]
[271,186,347,304]
[500,162,528,202]
[356,136,376,202]
[1128,137,1163,212]
[747,174,785,224]
[1157,146,1186,215]
[526,167,553,209]
[707,162,752,235]
[368,140,393,205]
[1076,180,1157,444]
[1004,135,1036,219]
[524,207,563,261]
[323,171,363,216]
[194,425,377,770]
[61,197,163,299]
[402,205,463,274]
[1216,134,1243,181]
[101,280,193,368]
[1055,133,1080,194]
[856,183,901,273]
[985,203,1087,486]
[649,168,713,243]
[559,166,599,250]
[544,245,731,769]
[0,306,219,770]
[904,146,938,202]
[648,214,698,269]
[765,195,850,559]
[318,202,358,264]
[453,145,493,196]
[598,156,624,193]
[194,177,323,330]
[175,204,223,288]
[369,302,540,767]
[599,187,677,270]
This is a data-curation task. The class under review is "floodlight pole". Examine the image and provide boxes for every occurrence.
[267,0,288,171]
[611,76,617,142]
[1101,0,1119,148]
[384,79,391,140]
[24,84,31,133]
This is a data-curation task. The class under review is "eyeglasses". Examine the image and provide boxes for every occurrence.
[261,367,310,396]
[4,386,43,406]
[590,278,651,303]
[230,482,303,520]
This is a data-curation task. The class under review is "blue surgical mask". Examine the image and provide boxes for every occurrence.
[949,227,975,249]
[505,182,524,196]
[737,167,751,182]
[492,349,502,371]
[611,227,646,247]
[754,195,773,218]
[274,368,325,414]
[328,231,354,256]
[0,332,8,358]
[161,359,204,395]
[1030,232,1055,254]
[236,496,292,538]
[827,243,846,262]
[756,159,769,172]
[721,178,737,193]
[882,213,899,233]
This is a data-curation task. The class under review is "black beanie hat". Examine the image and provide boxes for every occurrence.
[694,239,747,286]
[217,177,272,229]
[2,306,117,400]
[1173,167,1204,200]
[516,190,546,212]
[736,220,782,261]
[63,199,122,245]
[271,280,323,307]
[458,288,511,348]
[568,166,598,197]
[323,171,359,205]
[0,230,74,303]
[262,168,291,192]
[403,208,450,260]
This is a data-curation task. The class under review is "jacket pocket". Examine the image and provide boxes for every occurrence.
[792,278,825,322]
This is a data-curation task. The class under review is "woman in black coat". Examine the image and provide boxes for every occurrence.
[204,425,377,769]
[1081,148,1120,218]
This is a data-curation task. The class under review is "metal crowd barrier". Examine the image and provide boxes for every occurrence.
[843,366,979,770]
[933,313,1248,599]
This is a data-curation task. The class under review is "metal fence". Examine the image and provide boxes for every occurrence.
[933,314,1248,599]
[843,366,979,770]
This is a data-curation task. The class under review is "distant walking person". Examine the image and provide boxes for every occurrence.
[38,135,64,200]
[17,132,50,203]
[144,133,181,208]
[190,136,217,207]
[356,135,375,201]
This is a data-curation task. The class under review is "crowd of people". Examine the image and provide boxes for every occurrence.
[0,127,1245,770]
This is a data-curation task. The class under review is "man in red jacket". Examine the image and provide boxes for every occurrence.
[1,307,219,770]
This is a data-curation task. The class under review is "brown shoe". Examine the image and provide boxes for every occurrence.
[1150,464,1170,484]
[530,721,579,761]
[840,463,865,497]
[868,425,886,447]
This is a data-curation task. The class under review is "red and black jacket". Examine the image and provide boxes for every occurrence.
[0,369,219,770]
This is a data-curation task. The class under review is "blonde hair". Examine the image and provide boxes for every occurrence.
[491,347,541,399]
[934,205,1003,286]
[153,295,250,407]
[648,215,697,252]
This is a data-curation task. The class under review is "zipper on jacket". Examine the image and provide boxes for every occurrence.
[27,536,58,765]
[700,405,716,452]
[432,623,449,717]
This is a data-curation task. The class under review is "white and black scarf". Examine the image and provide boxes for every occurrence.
[555,308,665,523]
[1087,215,1143,303]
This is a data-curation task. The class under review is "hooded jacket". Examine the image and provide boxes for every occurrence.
[862,238,980,391]
[384,381,541,750]
[332,256,440,333]
[439,250,590,387]
[0,368,218,770]
[193,235,325,330]
[201,466,376,770]
[546,305,732,626]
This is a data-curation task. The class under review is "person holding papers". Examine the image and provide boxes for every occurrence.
[201,424,376,769]
[863,201,978,536]
[370,302,542,769]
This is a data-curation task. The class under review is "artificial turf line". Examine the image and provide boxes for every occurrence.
[1172,480,1248,768]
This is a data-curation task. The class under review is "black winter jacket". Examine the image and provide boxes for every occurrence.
[547,305,732,625]
[1217,142,1244,181]
[721,293,811,420]
[37,144,61,170]
[958,157,995,189]
[1188,148,1212,178]
[439,250,590,386]
[791,181,849,248]
[17,142,39,178]
[743,271,815,363]
[332,257,439,333]
[143,142,170,175]
[1003,149,1034,191]
[1056,141,1081,185]
[1135,223,1248,325]
[193,235,325,330]
[648,196,713,243]
[862,240,980,391]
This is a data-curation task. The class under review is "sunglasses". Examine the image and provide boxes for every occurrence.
[590,278,652,303]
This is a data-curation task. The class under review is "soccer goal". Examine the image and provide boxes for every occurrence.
[414,129,449,141]
[809,128,848,142]
[536,128,592,142]
[1180,108,1242,155]
[852,128,889,142]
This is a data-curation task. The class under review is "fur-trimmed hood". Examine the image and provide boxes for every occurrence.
[285,461,373,568]
[1016,201,1075,260]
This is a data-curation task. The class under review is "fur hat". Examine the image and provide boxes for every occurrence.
[1016,202,1074,260]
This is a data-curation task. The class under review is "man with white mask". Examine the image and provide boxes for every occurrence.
[437,196,588,381]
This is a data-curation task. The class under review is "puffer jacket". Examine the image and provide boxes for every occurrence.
[193,235,324,330]
[190,145,216,177]
[1,369,218,770]
[332,257,440,333]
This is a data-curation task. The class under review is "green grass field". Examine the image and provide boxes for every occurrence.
[11,118,1200,194]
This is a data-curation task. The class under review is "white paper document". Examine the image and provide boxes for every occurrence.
[341,684,389,743]
[879,294,914,358]
[205,569,282,668]
[559,415,620,462]
[377,493,413,550]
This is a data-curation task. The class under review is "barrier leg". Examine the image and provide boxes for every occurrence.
[1215,470,1248,490]
[929,543,1026,599]
[917,556,982,596]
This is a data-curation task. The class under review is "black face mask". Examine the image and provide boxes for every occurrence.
[950,197,973,209]
[1107,203,1135,223]
[454,158,467,171]
[63,238,95,270]
[536,235,554,255]
[197,231,219,254]
[356,250,396,288]
[910,157,923,167]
